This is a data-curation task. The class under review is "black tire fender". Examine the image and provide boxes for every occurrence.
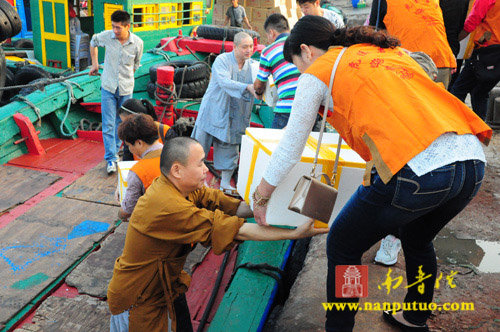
[147,80,156,99]
[19,77,51,96]
[13,38,34,49]
[176,76,209,99]
[149,60,210,84]
[0,0,21,38]
[13,65,51,94]
[0,46,5,100]
[0,7,12,42]
[196,24,260,42]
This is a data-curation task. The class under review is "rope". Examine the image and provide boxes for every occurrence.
[148,48,171,62]
[13,95,43,127]
[0,71,90,91]
[58,81,79,137]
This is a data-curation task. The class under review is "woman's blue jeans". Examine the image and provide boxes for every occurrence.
[101,88,131,162]
[325,160,485,332]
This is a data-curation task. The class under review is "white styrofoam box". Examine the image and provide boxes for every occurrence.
[237,128,366,227]
[117,160,138,204]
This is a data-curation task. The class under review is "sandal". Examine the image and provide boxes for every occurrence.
[220,186,241,198]
[382,309,429,332]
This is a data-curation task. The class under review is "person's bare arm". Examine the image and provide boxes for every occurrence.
[89,44,99,76]
[254,79,266,100]
[235,219,329,241]
[224,16,230,26]
[244,16,252,30]
[236,201,253,219]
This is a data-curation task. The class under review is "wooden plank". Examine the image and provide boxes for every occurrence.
[66,224,210,298]
[0,196,118,326]
[208,228,292,332]
[65,223,128,298]
[61,161,119,206]
[13,295,110,332]
[0,166,61,213]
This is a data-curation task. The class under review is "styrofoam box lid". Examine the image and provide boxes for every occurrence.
[245,127,365,168]
[117,160,138,181]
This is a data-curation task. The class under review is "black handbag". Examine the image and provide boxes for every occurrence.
[471,44,500,82]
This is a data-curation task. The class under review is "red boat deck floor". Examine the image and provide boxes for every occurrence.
[0,138,104,229]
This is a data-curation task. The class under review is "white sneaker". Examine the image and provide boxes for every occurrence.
[375,235,401,266]
[107,161,117,174]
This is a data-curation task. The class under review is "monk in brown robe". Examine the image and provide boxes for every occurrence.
[107,137,328,332]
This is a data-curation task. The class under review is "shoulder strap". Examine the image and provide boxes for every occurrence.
[159,123,167,143]
[376,0,382,30]
[311,47,347,184]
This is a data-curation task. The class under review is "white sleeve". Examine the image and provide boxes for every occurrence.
[263,74,329,186]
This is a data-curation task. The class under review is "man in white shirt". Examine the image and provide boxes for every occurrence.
[297,0,345,29]
[89,10,144,174]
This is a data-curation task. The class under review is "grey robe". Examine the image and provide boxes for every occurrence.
[193,51,256,144]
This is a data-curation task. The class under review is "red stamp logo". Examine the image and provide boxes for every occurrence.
[335,265,369,298]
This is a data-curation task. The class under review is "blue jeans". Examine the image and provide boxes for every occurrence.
[101,88,131,162]
[451,53,500,120]
[325,160,485,332]
[271,112,290,129]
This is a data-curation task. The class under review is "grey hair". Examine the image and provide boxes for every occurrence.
[160,137,200,176]
[234,31,252,46]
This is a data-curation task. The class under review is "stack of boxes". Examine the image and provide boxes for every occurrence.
[211,0,303,45]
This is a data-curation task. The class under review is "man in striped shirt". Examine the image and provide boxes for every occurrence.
[254,14,301,129]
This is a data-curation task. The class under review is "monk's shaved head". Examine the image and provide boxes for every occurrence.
[160,137,200,176]
[234,31,252,46]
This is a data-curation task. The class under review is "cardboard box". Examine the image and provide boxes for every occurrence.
[296,7,303,18]
[117,160,138,204]
[216,0,233,5]
[252,7,269,21]
[246,7,253,21]
[245,0,261,8]
[267,5,288,17]
[213,4,226,19]
[261,0,283,8]
[213,19,227,26]
[237,128,366,227]
[284,0,297,8]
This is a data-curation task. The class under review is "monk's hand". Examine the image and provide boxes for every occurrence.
[293,219,330,239]
[247,84,258,99]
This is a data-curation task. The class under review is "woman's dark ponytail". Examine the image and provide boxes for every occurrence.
[284,16,400,63]
[141,99,158,121]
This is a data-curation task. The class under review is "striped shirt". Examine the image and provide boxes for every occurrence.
[257,33,301,113]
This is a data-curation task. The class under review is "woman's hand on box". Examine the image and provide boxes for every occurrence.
[253,204,269,226]
[252,180,275,226]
